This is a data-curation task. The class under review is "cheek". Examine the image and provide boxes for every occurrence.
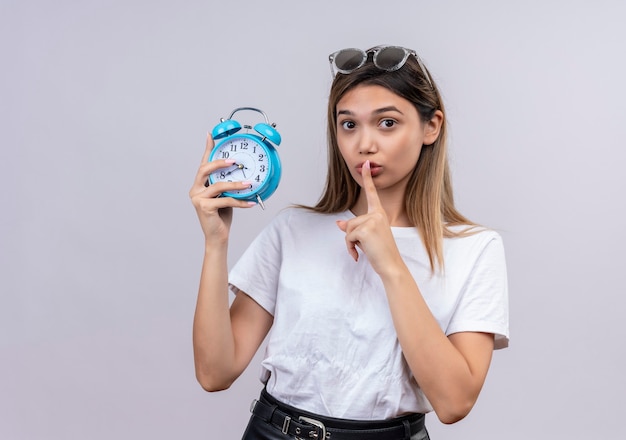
[336,135,354,160]
[390,137,423,171]
[389,133,421,157]
[406,145,423,167]
[334,145,353,177]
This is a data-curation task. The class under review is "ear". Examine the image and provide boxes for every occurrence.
[422,110,444,146]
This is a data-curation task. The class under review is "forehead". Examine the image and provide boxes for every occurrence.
[336,84,415,116]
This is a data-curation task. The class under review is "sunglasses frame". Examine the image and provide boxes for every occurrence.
[328,45,433,88]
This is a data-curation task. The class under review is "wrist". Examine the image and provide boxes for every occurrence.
[204,236,228,253]
[378,258,411,284]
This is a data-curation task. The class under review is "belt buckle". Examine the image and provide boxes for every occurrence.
[297,416,326,440]
[249,399,258,413]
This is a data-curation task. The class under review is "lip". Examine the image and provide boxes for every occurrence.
[356,162,383,177]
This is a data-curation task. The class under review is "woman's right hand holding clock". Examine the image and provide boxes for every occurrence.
[189,133,256,244]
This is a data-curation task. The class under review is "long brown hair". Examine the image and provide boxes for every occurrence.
[305,49,476,272]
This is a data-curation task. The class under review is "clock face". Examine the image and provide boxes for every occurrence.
[209,135,271,196]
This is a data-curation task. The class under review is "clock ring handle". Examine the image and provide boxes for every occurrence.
[227,107,271,125]
[225,107,281,146]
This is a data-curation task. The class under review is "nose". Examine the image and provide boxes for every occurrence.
[358,129,378,155]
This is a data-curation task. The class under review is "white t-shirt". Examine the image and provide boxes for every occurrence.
[229,207,509,420]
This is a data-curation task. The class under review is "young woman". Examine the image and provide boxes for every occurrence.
[189,45,509,440]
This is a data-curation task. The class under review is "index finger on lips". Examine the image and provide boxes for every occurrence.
[362,160,383,213]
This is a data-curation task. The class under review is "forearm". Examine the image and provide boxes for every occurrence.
[192,240,238,391]
[381,265,492,423]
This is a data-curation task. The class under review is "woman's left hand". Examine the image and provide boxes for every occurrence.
[336,160,404,275]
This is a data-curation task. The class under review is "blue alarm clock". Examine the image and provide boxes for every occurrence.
[208,107,282,209]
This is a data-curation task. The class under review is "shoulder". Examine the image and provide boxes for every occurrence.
[443,226,506,271]
[445,225,504,248]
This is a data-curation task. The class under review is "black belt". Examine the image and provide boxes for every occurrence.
[250,389,425,440]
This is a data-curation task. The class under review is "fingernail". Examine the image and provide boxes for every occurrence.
[241,181,252,187]
[224,159,236,164]
[247,201,257,206]
[364,160,371,169]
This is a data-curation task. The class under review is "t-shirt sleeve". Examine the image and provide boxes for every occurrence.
[446,232,510,349]
[227,212,285,316]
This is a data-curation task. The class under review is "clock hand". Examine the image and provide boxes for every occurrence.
[223,163,249,179]
[237,163,249,178]
[223,164,241,177]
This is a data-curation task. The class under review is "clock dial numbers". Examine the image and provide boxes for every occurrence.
[210,136,270,196]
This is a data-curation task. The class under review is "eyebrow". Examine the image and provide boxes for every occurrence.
[336,106,404,117]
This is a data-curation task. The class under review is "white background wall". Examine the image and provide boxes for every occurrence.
[2,1,625,438]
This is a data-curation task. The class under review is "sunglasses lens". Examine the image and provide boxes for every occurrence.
[334,49,365,72]
[374,46,407,70]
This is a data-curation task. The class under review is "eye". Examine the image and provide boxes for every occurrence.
[379,119,396,129]
[340,120,356,130]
